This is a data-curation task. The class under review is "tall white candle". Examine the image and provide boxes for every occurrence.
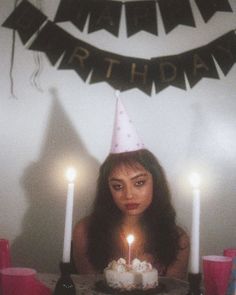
[62,167,76,263]
[189,172,201,273]
[126,234,134,265]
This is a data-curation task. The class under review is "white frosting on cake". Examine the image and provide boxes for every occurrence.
[104,258,158,290]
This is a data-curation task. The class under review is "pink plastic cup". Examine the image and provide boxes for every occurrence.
[0,239,11,269]
[224,248,236,258]
[0,267,37,295]
[203,255,233,295]
[223,248,236,295]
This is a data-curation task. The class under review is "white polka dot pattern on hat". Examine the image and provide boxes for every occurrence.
[110,96,144,154]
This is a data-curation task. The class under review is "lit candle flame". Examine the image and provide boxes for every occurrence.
[66,167,76,182]
[126,234,134,245]
[189,172,201,189]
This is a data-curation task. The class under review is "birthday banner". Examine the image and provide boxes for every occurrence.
[53,0,233,36]
[2,1,236,95]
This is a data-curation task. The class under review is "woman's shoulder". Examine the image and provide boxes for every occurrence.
[176,226,190,249]
[73,215,97,274]
[74,216,91,237]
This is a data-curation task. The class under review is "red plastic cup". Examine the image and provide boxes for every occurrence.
[0,239,11,269]
[203,255,233,295]
[0,267,37,295]
[223,248,236,295]
[224,248,236,258]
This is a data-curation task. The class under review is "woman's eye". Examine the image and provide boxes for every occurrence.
[112,184,123,191]
[135,180,145,186]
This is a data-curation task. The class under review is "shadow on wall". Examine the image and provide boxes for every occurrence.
[11,89,100,273]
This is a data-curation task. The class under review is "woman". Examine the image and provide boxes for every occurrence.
[73,149,190,279]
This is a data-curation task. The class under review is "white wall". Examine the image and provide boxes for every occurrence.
[0,0,236,273]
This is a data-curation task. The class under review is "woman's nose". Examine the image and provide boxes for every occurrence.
[124,186,134,199]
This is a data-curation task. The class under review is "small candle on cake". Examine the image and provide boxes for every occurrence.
[126,234,134,266]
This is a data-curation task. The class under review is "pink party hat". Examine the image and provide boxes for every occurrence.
[110,91,145,154]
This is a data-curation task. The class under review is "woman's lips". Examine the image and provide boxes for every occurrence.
[125,203,140,210]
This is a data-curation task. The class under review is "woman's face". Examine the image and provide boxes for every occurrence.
[108,163,153,217]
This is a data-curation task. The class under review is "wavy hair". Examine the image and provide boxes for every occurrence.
[87,149,180,271]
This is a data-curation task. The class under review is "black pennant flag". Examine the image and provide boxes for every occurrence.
[151,55,186,93]
[90,50,153,95]
[181,45,219,88]
[54,0,77,22]
[121,57,153,95]
[125,1,157,37]
[59,38,96,82]
[210,31,236,76]
[2,0,47,44]
[88,1,122,36]
[90,49,125,90]
[29,21,73,65]
[54,0,89,32]
[158,0,195,34]
[195,0,233,22]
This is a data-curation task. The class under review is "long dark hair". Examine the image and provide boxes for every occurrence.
[87,149,180,271]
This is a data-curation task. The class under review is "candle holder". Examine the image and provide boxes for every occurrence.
[185,273,203,295]
[53,262,76,295]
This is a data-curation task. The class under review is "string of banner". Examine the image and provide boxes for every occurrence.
[2,0,236,96]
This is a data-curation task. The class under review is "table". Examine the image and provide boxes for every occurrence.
[38,273,189,294]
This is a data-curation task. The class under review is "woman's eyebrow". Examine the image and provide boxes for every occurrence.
[109,173,148,182]
[130,173,148,180]
[109,177,122,182]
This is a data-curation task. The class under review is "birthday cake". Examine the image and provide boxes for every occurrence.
[104,258,158,291]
